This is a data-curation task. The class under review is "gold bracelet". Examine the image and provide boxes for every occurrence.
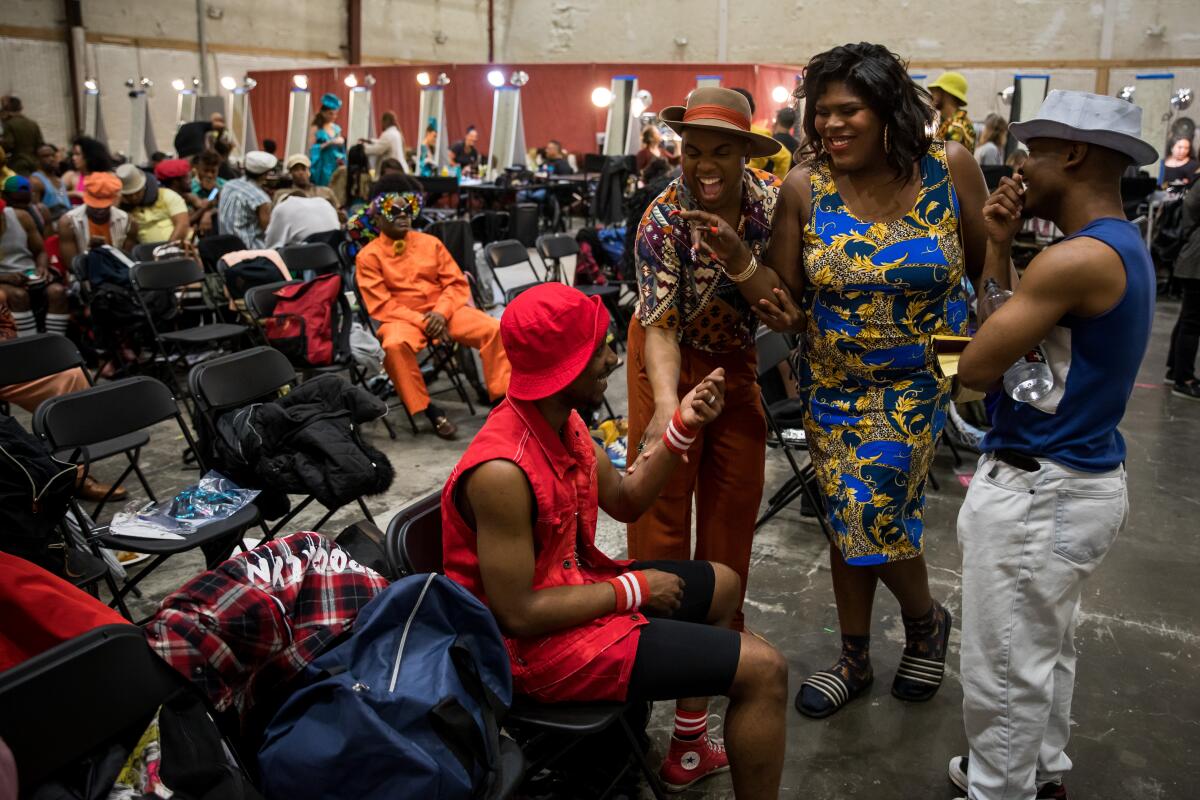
[725,254,758,283]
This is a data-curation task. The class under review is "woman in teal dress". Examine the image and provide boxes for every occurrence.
[763,42,988,719]
[308,93,346,187]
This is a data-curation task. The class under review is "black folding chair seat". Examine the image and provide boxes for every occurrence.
[158,322,247,343]
[93,502,260,556]
[34,376,259,619]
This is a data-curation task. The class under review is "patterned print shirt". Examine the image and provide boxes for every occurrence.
[937,108,976,154]
[635,168,781,353]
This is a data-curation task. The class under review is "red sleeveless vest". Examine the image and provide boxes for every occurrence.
[441,399,645,702]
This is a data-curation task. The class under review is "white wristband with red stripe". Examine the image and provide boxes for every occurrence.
[607,570,651,612]
[662,408,698,456]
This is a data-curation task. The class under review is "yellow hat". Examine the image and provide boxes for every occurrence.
[929,72,969,104]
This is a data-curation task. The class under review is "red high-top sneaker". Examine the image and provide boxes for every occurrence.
[659,734,730,793]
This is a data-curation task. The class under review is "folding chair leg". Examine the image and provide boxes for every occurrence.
[355,496,376,525]
[268,495,317,536]
[128,449,158,503]
[90,459,137,520]
[619,715,667,800]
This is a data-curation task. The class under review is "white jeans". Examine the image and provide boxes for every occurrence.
[958,453,1127,800]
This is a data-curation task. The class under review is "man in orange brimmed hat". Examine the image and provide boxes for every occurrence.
[56,171,137,268]
[441,283,787,797]
[627,86,804,636]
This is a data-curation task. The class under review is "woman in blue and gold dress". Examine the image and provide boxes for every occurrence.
[764,43,988,718]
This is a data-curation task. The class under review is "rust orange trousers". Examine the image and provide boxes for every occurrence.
[379,306,510,415]
[625,319,766,630]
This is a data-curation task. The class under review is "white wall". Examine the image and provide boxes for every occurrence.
[4,0,1199,161]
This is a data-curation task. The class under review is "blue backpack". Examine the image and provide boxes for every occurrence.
[257,574,513,800]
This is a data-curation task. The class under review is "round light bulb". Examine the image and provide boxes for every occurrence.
[293,74,309,90]
[510,70,529,87]
[436,73,451,86]
[487,70,506,88]
[84,79,98,92]
[771,85,790,104]
[416,72,431,86]
[344,73,358,88]
[220,76,237,91]
[591,87,613,108]
[171,79,186,92]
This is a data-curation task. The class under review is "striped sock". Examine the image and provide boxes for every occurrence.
[673,707,708,741]
[11,310,36,338]
[44,313,69,336]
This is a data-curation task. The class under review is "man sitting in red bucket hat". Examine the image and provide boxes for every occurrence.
[441,283,787,797]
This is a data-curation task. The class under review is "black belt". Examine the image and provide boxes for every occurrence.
[994,449,1042,473]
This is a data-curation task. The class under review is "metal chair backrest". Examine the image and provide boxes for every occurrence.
[188,345,296,412]
[34,376,186,453]
[0,625,184,788]
[755,329,794,380]
[0,333,86,387]
[486,239,533,271]
[385,490,444,576]
[130,257,204,291]
[278,242,340,276]
[535,233,578,262]
[243,280,297,319]
[131,241,167,263]
[197,234,247,273]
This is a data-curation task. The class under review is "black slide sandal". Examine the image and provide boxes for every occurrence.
[892,604,952,702]
[795,669,874,719]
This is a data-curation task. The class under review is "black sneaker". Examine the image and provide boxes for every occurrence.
[1172,381,1200,401]
[948,756,1068,799]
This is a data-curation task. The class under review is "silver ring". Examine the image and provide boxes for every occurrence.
[706,395,716,406]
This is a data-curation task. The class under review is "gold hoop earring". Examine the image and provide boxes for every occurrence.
[883,123,892,154]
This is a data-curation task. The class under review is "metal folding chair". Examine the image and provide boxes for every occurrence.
[754,329,834,541]
[483,239,545,304]
[34,377,261,619]
[277,242,341,278]
[242,278,398,440]
[129,257,249,411]
[385,492,666,800]
[0,333,156,518]
[0,624,256,792]
[187,346,379,540]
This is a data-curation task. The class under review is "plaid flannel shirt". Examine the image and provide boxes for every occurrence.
[144,532,388,715]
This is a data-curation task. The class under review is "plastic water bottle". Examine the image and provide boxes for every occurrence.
[981,279,1055,403]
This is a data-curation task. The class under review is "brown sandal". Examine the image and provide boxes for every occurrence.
[433,416,458,440]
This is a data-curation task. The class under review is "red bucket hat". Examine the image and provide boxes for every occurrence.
[501,284,611,401]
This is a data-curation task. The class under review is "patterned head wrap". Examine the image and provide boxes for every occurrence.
[370,191,422,222]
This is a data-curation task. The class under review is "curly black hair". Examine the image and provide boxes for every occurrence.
[71,135,114,173]
[797,42,934,180]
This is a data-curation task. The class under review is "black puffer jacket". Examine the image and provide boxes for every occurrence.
[227,375,394,509]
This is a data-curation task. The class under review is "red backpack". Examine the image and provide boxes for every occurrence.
[263,273,342,366]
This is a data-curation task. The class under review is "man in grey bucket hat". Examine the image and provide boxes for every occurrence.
[948,90,1157,800]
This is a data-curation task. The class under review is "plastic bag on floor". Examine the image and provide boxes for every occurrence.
[110,471,259,540]
[350,320,385,374]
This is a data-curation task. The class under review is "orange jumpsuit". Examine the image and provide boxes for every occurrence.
[355,231,510,414]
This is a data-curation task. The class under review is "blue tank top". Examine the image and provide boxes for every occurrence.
[33,171,71,211]
[981,217,1154,472]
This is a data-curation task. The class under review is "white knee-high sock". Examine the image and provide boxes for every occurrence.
[11,309,36,337]
[44,313,69,336]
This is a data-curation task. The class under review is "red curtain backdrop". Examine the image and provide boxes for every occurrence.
[247,62,801,160]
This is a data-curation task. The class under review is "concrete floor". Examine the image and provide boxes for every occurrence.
[58,298,1200,799]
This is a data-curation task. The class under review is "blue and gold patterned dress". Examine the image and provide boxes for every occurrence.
[801,141,968,566]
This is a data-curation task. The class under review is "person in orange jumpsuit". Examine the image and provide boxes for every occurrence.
[355,186,510,439]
